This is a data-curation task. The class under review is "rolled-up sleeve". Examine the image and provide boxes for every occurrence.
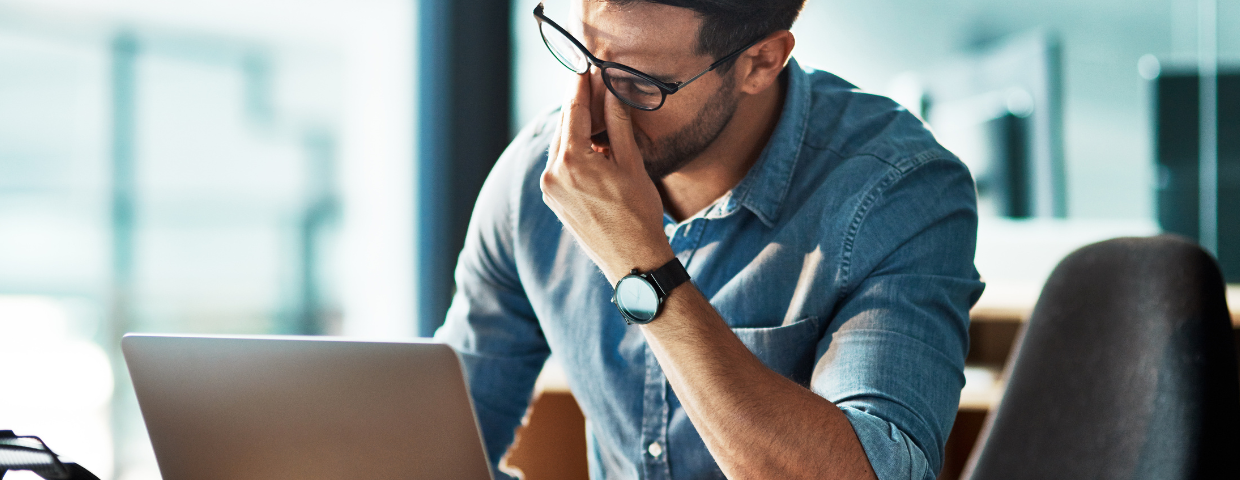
[434,119,552,479]
[811,153,985,480]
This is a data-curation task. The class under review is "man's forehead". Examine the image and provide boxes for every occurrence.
[576,0,704,71]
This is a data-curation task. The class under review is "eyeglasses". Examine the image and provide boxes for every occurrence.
[533,3,762,111]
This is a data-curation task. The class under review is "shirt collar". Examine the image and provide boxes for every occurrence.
[709,57,811,227]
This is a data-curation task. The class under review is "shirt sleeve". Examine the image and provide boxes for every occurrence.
[434,117,553,479]
[810,152,985,480]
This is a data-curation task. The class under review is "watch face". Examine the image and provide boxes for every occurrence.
[615,276,659,323]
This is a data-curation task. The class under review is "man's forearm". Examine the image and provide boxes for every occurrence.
[641,284,879,480]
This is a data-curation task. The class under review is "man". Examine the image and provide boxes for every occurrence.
[435,1,984,479]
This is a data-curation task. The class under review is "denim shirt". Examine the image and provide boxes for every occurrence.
[435,58,984,480]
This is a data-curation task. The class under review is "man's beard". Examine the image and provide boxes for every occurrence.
[633,78,740,179]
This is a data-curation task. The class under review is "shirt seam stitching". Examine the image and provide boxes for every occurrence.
[837,152,947,298]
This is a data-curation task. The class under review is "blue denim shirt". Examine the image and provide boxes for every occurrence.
[435,58,984,480]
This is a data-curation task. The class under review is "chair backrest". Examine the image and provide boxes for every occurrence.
[963,236,1239,480]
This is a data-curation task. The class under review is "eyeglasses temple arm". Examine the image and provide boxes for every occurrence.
[674,37,764,91]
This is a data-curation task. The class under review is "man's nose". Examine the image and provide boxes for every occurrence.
[589,67,606,137]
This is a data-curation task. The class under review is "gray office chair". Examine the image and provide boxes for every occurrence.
[962,236,1239,480]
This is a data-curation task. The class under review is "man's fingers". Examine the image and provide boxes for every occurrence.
[560,72,594,154]
[603,91,642,170]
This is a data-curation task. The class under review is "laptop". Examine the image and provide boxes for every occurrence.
[122,334,493,480]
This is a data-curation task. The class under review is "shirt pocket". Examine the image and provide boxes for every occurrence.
[731,316,825,386]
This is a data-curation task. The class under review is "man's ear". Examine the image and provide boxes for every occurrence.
[735,30,795,95]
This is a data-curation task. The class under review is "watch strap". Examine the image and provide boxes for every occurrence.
[648,257,690,297]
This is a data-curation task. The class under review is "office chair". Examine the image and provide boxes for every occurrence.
[962,236,1240,480]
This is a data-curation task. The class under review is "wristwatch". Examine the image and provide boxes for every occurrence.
[611,257,691,325]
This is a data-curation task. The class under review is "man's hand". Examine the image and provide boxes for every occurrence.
[542,75,879,480]
[541,73,674,284]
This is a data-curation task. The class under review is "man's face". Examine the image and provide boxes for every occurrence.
[577,1,741,179]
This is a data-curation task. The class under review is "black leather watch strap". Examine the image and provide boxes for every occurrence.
[648,257,690,297]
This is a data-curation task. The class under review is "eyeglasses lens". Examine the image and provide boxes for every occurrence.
[539,22,589,74]
[603,68,665,110]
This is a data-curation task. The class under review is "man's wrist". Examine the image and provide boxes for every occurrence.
[612,257,690,325]
[605,247,676,284]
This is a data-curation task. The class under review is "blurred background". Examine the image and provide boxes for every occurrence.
[0,0,1236,478]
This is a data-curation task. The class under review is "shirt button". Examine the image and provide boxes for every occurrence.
[664,224,676,237]
[647,441,663,458]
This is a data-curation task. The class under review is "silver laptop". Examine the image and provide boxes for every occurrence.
[122,334,493,480]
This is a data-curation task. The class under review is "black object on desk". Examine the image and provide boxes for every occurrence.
[0,431,99,480]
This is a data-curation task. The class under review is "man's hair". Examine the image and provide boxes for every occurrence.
[610,0,805,69]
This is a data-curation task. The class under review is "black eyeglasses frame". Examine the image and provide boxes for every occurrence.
[533,3,764,111]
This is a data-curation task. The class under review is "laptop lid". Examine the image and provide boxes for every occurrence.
[122,334,493,480]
